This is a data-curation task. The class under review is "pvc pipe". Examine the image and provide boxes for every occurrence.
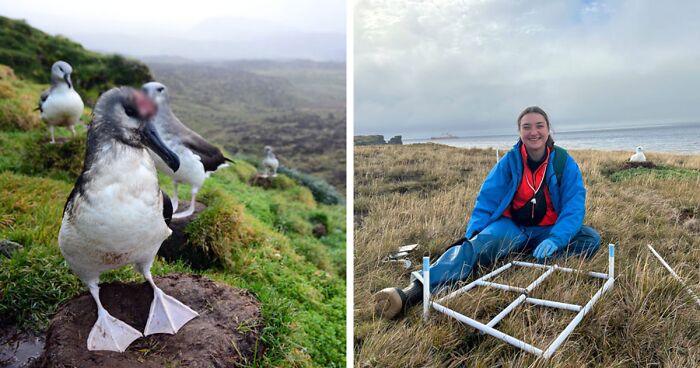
[423,257,430,321]
[524,297,582,312]
[608,244,615,279]
[542,277,614,359]
[526,267,555,293]
[486,294,527,328]
[476,280,527,294]
[437,262,514,303]
[513,261,608,280]
[432,302,544,356]
[647,244,700,308]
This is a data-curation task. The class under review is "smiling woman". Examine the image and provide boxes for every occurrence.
[374,106,602,319]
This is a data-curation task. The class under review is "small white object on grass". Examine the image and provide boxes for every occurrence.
[630,146,646,162]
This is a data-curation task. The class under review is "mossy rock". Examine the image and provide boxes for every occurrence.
[185,188,261,269]
[249,173,295,190]
[19,134,85,181]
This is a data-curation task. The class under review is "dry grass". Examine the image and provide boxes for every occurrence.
[354,143,700,367]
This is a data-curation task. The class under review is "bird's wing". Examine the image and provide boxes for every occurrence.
[180,130,229,172]
[36,88,50,112]
[166,110,231,171]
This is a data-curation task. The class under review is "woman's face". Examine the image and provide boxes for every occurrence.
[518,112,550,153]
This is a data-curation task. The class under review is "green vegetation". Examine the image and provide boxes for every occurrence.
[0,58,346,367]
[149,61,346,190]
[0,15,152,104]
[355,144,700,367]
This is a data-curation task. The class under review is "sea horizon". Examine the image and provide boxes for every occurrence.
[403,121,700,154]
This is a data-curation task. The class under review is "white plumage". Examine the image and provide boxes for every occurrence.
[262,146,279,177]
[59,87,197,352]
[38,61,84,143]
[142,82,230,219]
[630,146,646,162]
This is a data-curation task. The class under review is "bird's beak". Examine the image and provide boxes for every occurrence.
[64,73,72,89]
[141,120,180,172]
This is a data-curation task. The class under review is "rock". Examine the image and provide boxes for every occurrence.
[158,202,213,270]
[34,274,264,368]
[0,240,23,258]
[354,135,386,146]
[387,135,402,145]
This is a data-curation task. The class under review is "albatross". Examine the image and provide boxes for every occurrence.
[630,146,646,162]
[58,87,198,352]
[37,61,84,143]
[262,146,279,177]
[142,81,231,219]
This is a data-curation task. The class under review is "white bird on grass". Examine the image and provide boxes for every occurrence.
[630,146,646,162]
[37,61,84,143]
[142,82,232,219]
[262,146,279,178]
[59,87,197,352]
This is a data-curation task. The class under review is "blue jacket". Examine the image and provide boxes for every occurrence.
[465,141,586,250]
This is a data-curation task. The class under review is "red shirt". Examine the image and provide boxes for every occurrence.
[502,145,558,226]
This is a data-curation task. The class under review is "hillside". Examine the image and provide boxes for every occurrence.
[149,60,346,189]
[355,144,700,367]
[0,16,152,105]
[0,64,346,367]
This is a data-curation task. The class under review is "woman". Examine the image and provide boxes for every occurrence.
[374,106,601,319]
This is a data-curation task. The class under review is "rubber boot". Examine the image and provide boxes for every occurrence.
[373,280,423,319]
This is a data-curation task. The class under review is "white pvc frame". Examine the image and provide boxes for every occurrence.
[421,244,615,359]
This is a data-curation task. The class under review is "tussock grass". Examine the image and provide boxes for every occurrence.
[355,144,700,367]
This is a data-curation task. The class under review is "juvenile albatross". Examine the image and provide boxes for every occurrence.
[262,146,279,177]
[37,61,84,143]
[142,82,232,219]
[58,87,198,352]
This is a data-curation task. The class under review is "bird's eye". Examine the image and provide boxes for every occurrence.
[124,106,138,118]
[157,87,164,93]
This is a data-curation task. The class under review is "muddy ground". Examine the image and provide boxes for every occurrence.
[33,273,264,368]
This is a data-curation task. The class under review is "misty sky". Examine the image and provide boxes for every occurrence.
[0,0,346,60]
[355,0,700,138]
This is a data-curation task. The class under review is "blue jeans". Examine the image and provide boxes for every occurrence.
[413,217,601,292]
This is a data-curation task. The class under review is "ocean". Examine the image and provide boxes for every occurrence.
[406,122,700,154]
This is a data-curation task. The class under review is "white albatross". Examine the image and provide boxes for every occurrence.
[142,82,232,219]
[262,146,279,177]
[59,87,197,352]
[37,61,84,143]
[630,146,646,162]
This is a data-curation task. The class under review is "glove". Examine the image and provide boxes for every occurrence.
[533,239,558,260]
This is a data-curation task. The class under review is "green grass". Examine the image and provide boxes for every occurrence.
[0,16,152,105]
[0,134,346,367]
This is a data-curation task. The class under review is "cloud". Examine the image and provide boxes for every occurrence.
[355,0,700,137]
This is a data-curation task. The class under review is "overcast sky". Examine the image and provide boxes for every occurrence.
[355,0,700,138]
[0,0,346,60]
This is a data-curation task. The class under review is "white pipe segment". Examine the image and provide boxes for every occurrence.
[429,244,616,360]
[432,302,544,356]
[647,244,700,308]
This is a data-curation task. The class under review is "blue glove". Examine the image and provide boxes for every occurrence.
[533,239,558,260]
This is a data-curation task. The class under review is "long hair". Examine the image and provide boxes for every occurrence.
[517,106,555,148]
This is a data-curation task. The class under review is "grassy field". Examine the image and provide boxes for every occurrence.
[0,68,346,367]
[149,61,346,189]
[354,143,700,367]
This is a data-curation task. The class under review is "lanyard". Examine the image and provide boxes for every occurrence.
[526,164,546,205]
